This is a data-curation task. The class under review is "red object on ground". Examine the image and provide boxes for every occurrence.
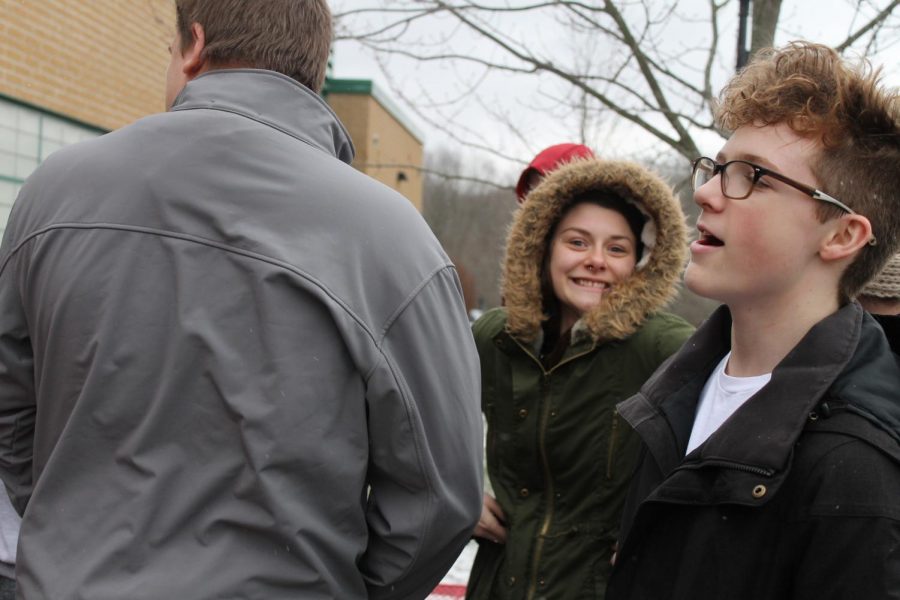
[428,583,467,599]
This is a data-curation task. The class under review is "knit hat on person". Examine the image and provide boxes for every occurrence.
[861,253,900,300]
[515,143,595,202]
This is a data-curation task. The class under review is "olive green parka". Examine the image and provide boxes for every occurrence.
[467,159,693,600]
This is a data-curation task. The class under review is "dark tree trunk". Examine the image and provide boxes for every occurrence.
[750,0,783,58]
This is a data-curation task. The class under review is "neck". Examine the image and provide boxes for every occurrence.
[727,291,840,377]
[559,308,579,336]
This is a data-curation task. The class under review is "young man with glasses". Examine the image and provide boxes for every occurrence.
[607,42,900,599]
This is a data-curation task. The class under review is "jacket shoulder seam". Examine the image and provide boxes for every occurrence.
[376,264,457,347]
[1,221,380,344]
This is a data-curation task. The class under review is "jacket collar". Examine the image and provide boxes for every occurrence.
[493,321,597,371]
[171,69,355,164]
[619,303,886,477]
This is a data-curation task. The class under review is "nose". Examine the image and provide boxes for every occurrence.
[693,172,726,212]
[584,249,607,272]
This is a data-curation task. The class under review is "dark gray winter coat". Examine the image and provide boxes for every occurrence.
[0,69,483,600]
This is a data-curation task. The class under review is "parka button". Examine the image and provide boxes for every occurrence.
[519,487,530,498]
[507,576,516,586]
[752,484,767,498]
[550,409,558,418]
[518,408,528,419]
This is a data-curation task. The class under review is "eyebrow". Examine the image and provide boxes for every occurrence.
[559,228,635,243]
[715,151,780,171]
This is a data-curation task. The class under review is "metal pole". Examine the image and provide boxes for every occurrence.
[737,0,751,70]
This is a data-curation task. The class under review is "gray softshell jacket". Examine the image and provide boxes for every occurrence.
[0,69,483,600]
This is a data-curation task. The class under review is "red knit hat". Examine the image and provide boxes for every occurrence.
[515,143,595,202]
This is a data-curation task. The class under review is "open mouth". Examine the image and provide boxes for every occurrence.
[697,229,724,247]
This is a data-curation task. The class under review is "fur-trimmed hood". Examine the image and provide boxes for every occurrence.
[502,158,688,344]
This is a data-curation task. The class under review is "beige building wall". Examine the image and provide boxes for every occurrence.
[326,91,424,211]
[364,98,423,211]
[0,3,424,211]
[0,0,174,131]
[326,94,369,164]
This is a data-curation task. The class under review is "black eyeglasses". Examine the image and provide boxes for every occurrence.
[691,156,855,215]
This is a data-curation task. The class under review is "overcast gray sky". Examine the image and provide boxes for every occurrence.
[331,1,899,177]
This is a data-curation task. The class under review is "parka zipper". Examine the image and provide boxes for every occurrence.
[509,337,596,600]
[677,459,775,478]
[526,372,554,600]
[606,409,620,479]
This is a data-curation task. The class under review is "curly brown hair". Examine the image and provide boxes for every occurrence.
[176,0,332,93]
[716,41,900,303]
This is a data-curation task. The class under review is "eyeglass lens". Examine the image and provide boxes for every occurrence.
[693,158,755,199]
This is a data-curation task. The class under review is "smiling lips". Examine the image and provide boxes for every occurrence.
[573,278,611,290]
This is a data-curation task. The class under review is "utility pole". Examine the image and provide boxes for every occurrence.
[736,0,751,70]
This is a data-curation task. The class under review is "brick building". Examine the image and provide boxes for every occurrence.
[324,78,425,211]
[0,0,424,233]
[0,0,173,231]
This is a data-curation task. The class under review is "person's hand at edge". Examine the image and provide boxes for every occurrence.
[473,493,507,544]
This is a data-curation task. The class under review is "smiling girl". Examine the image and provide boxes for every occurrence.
[466,158,693,600]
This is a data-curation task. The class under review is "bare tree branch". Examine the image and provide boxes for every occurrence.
[433,0,693,155]
[750,0,783,57]
[836,0,900,52]
[334,0,898,167]
[601,0,699,158]
[362,162,513,190]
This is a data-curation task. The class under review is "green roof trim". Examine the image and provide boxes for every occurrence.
[323,77,425,144]
[322,78,373,95]
[0,92,108,135]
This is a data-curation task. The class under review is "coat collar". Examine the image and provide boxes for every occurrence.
[171,69,355,164]
[492,322,598,371]
[619,303,885,478]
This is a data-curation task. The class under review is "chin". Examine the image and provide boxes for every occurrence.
[571,302,599,316]
[684,264,723,302]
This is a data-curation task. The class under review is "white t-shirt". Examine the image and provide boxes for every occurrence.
[686,352,772,455]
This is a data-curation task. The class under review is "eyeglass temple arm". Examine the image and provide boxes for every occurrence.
[762,168,856,215]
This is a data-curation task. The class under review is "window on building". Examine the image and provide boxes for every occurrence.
[0,98,103,235]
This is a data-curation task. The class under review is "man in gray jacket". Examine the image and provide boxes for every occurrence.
[0,1,483,598]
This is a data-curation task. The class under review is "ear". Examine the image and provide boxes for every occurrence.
[181,22,208,80]
[818,214,874,262]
